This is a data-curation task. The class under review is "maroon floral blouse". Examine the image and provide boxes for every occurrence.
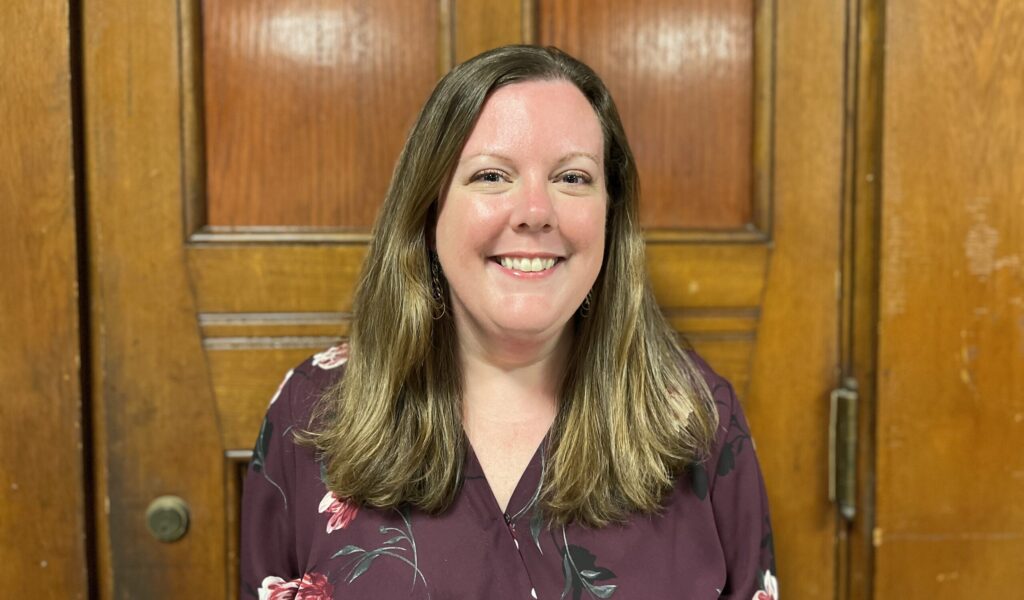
[241,343,778,600]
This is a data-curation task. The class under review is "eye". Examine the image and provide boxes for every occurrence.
[469,169,509,184]
[558,171,592,185]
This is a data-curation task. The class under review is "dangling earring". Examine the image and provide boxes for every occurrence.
[579,289,593,318]
[430,253,447,319]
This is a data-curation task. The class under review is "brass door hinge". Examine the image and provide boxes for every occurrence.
[829,378,858,520]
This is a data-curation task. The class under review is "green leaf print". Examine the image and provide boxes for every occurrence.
[332,507,429,597]
[557,527,618,600]
[251,415,287,509]
[690,463,709,500]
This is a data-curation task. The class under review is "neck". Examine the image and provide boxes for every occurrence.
[456,319,572,427]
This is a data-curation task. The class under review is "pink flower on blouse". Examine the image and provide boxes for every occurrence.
[258,575,298,600]
[319,491,359,533]
[752,570,779,600]
[295,572,334,599]
[312,343,349,370]
[258,573,333,600]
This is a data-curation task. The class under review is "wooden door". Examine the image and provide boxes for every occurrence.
[83,0,847,596]
[1,1,89,597]
[871,1,1024,597]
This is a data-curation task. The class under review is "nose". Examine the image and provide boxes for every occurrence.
[510,177,558,232]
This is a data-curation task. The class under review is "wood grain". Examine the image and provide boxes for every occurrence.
[209,347,331,450]
[84,0,227,595]
[845,0,885,597]
[876,1,1024,596]
[0,1,88,596]
[454,0,525,64]
[746,0,847,596]
[203,0,440,229]
[539,0,755,230]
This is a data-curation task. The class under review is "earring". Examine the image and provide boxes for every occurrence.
[579,290,593,318]
[430,253,447,319]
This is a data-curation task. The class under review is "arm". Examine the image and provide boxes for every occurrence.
[239,369,303,598]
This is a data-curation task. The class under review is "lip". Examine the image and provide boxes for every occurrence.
[489,252,564,260]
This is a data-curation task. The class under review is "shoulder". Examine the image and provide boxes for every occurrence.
[682,349,756,488]
[683,353,776,596]
[266,342,351,427]
[683,349,741,431]
[242,343,352,589]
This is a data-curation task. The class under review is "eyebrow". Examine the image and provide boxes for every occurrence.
[459,151,601,166]
[557,151,601,166]
[459,152,516,165]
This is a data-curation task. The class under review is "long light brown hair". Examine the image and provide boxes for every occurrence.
[306,45,718,527]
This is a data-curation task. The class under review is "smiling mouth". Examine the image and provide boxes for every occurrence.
[491,256,561,273]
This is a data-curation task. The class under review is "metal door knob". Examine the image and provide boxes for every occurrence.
[145,495,190,542]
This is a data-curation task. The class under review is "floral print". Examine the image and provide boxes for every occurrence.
[258,575,299,600]
[251,415,287,509]
[318,491,359,533]
[332,507,428,593]
[753,570,779,600]
[714,382,753,479]
[258,572,333,600]
[558,541,617,599]
[311,343,349,370]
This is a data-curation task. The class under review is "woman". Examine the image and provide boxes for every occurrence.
[242,45,777,600]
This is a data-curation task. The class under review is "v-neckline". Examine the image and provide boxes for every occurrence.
[464,435,547,522]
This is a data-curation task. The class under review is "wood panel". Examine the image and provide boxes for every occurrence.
[209,347,332,450]
[539,0,755,231]
[746,0,847,596]
[844,0,884,597]
[203,0,440,229]
[84,0,227,595]
[0,1,88,596]
[186,244,367,313]
[875,1,1024,597]
[454,0,529,64]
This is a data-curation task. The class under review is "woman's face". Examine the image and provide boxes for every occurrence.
[434,79,607,348]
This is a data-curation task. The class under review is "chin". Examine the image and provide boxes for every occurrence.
[489,311,572,340]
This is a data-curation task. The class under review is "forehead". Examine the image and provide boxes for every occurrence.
[459,79,604,162]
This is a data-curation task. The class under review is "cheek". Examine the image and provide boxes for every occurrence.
[435,195,504,254]
[565,202,607,254]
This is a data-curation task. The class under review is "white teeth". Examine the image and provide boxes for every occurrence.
[498,257,557,272]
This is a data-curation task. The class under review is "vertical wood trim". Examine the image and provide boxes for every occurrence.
[752,0,777,236]
[521,0,536,44]
[842,0,884,597]
[179,0,207,239]
[0,0,88,596]
[748,0,847,595]
[453,0,525,64]
[439,0,455,72]
[83,0,227,595]
[224,455,246,600]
